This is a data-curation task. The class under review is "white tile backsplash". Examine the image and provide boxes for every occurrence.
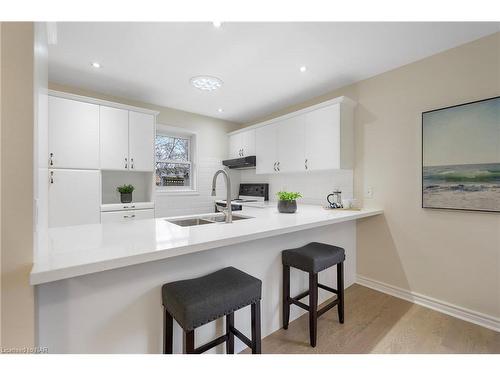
[239,169,353,206]
[155,157,240,218]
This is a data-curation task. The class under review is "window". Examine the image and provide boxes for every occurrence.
[155,133,193,190]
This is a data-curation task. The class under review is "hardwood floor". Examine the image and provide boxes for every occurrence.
[245,284,500,354]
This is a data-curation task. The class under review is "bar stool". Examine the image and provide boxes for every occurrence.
[282,242,345,347]
[162,267,262,354]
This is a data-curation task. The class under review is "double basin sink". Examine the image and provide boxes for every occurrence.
[166,213,252,227]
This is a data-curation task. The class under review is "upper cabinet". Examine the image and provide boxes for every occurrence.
[228,128,255,158]
[48,96,100,169]
[100,107,155,172]
[100,106,129,170]
[251,97,355,174]
[129,111,155,172]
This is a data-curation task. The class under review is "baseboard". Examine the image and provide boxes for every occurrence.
[356,275,500,333]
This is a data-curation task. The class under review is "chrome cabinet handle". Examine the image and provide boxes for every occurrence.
[273,162,277,171]
[124,157,128,169]
[130,158,134,169]
[50,171,54,184]
[123,205,136,209]
[123,214,136,219]
[305,159,308,170]
[277,162,280,171]
[49,153,54,166]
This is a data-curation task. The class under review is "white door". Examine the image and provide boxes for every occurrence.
[277,114,305,173]
[241,129,256,156]
[305,104,341,171]
[228,133,243,158]
[100,106,129,170]
[256,123,279,174]
[129,111,155,171]
[48,169,100,227]
[48,96,100,169]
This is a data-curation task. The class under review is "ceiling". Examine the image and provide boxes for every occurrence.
[48,22,499,124]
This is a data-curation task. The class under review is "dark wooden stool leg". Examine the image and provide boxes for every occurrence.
[251,301,262,354]
[337,262,344,324]
[283,265,290,329]
[309,272,318,347]
[183,330,195,354]
[226,312,234,354]
[163,307,173,354]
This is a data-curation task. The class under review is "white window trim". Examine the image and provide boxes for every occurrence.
[155,124,199,195]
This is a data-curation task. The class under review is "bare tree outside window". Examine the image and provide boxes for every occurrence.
[155,134,192,188]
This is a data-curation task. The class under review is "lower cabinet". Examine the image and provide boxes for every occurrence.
[49,169,101,227]
[101,209,155,223]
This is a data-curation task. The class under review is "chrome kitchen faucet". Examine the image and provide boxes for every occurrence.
[211,169,232,223]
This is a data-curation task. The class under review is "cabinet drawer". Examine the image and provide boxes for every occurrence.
[101,209,155,223]
[100,202,155,212]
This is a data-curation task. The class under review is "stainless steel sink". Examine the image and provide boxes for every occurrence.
[166,214,252,227]
[166,218,214,227]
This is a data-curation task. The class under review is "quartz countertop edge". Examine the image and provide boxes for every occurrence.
[31,206,383,285]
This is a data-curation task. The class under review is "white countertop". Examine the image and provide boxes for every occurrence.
[31,204,383,285]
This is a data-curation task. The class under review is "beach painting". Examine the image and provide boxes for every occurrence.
[422,97,500,212]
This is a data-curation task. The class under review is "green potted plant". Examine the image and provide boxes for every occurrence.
[276,191,302,213]
[117,184,135,204]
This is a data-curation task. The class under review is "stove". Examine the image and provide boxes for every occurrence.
[215,183,269,211]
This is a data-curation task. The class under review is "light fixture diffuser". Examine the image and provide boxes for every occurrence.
[190,76,223,92]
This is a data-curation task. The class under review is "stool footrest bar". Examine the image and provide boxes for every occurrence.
[229,326,253,349]
[194,334,228,354]
[317,298,339,317]
[289,297,310,311]
[318,283,338,294]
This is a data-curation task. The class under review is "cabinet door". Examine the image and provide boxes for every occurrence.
[129,111,155,172]
[49,169,100,227]
[241,129,256,156]
[228,133,243,158]
[305,104,341,170]
[256,124,279,174]
[277,115,305,173]
[100,106,129,170]
[48,96,100,169]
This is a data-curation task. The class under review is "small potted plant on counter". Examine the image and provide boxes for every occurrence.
[276,191,302,213]
[117,184,135,204]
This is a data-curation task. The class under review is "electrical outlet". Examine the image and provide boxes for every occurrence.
[366,186,373,199]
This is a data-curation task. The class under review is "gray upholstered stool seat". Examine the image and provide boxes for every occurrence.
[162,267,262,331]
[282,242,345,273]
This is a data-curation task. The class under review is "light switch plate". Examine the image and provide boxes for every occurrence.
[366,186,373,199]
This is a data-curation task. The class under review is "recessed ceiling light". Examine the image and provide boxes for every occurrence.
[217,108,224,113]
[212,21,222,28]
[91,62,101,68]
[190,76,223,92]
[300,66,307,72]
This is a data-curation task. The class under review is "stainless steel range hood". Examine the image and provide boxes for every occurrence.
[222,155,256,169]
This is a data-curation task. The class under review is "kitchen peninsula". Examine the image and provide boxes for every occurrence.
[32,204,382,353]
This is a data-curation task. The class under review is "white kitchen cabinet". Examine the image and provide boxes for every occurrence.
[129,111,155,171]
[306,102,353,170]
[252,97,355,174]
[229,132,243,158]
[49,169,101,227]
[100,106,129,170]
[101,209,154,223]
[48,96,100,169]
[228,129,256,158]
[256,124,279,174]
[276,114,305,173]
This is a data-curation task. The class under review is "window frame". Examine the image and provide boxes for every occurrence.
[155,124,198,195]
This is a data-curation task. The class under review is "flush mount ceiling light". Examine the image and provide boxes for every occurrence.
[217,108,224,113]
[91,62,101,68]
[299,66,307,72]
[190,76,223,92]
